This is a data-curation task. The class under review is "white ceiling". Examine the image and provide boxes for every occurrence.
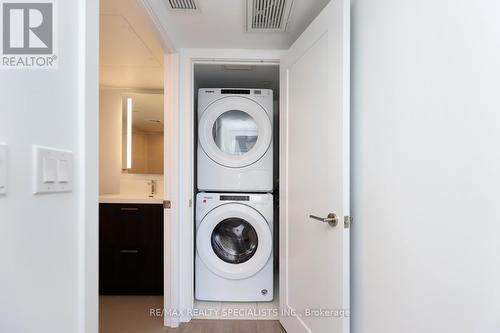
[100,0,164,89]
[99,0,329,89]
[147,0,330,49]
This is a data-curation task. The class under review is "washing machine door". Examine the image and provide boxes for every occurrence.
[199,96,272,168]
[197,203,273,280]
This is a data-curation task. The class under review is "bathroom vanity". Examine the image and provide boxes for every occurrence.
[98,89,165,295]
[99,198,163,295]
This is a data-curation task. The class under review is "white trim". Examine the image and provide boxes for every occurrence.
[278,55,288,332]
[180,48,284,63]
[176,48,283,325]
[81,0,99,332]
[99,86,164,94]
[341,1,351,332]
[163,52,181,328]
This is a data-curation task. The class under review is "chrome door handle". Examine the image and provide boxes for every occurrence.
[309,213,338,227]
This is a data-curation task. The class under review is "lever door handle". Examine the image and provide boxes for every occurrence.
[309,213,338,227]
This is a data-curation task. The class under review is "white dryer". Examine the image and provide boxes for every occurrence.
[197,88,273,192]
[195,192,273,302]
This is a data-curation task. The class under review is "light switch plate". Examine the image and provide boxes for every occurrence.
[33,146,73,194]
[0,143,7,195]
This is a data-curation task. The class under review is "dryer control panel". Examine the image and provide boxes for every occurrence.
[196,192,273,218]
[219,195,250,201]
[200,88,272,98]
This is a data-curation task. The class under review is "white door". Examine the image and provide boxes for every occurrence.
[279,1,350,333]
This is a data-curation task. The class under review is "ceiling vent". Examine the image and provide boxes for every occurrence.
[167,0,198,10]
[247,0,294,32]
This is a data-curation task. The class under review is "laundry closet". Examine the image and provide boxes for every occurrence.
[162,0,351,330]
[191,63,280,318]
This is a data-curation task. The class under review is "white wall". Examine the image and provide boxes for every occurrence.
[0,1,98,332]
[351,0,500,332]
[100,89,123,194]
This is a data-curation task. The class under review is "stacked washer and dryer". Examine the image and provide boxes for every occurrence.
[196,88,274,302]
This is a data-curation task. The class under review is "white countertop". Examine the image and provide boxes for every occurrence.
[99,194,163,204]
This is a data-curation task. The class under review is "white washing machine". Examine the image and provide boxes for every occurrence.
[195,192,273,302]
[197,88,273,192]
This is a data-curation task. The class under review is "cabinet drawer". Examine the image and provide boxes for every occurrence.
[99,203,163,295]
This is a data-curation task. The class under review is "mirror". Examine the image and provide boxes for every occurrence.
[122,92,164,174]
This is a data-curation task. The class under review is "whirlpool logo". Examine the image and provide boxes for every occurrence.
[1,0,57,69]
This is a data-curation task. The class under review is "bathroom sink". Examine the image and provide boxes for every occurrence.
[99,194,163,204]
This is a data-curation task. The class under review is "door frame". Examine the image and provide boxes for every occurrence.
[87,3,350,331]
[84,0,179,330]
[163,52,181,328]
[82,0,99,332]
[134,0,181,328]
[175,48,283,326]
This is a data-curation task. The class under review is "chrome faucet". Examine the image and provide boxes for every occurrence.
[149,180,156,197]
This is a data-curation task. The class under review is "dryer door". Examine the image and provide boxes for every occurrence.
[197,203,272,280]
[199,96,272,168]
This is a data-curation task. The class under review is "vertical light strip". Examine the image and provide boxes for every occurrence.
[126,97,132,169]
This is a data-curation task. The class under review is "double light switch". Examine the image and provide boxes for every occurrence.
[34,146,73,194]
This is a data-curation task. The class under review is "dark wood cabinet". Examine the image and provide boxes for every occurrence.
[99,203,163,295]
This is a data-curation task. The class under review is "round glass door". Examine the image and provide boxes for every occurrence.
[212,110,258,156]
[196,202,273,279]
[198,96,272,168]
[211,218,259,264]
